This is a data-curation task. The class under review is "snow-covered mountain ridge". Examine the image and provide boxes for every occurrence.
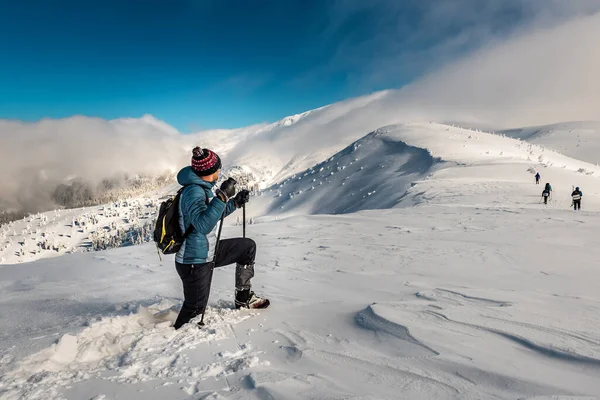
[3,121,600,265]
[248,122,600,217]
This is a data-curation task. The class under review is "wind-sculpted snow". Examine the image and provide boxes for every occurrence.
[355,304,439,357]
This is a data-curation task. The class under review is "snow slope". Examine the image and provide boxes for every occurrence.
[501,121,600,166]
[216,91,396,187]
[252,127,441,216]
[0,198,160,265]
[2,207,600,399]
[2,122,600,399]
[249,123,600,218]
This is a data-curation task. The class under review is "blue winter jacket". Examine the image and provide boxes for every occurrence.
[175,166,237,264]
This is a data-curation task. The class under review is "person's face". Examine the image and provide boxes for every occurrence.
[201,169,220,183]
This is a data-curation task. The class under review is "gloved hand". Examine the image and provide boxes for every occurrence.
[233,189,250,208]
[216,177,237,202]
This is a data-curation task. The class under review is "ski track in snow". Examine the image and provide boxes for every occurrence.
[2,122,600,398]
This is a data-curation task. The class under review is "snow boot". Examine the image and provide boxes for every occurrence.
[235,289,270,309]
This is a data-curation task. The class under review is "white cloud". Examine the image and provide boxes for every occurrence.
[393,11,600,127]
[0,115,187,212]
[322,0,600,89]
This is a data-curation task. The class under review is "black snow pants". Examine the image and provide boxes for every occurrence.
[574,199,581,210]
[173,238,256,330]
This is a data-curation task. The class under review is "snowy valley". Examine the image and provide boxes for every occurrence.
[1,116,600,400]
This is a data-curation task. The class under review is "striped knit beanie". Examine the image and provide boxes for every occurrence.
[191,147,221,177]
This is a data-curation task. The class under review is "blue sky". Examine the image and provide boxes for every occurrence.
[0,0,580,132]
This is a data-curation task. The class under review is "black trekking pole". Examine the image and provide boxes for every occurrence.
[243,203,246,238]
[198,211,226,326]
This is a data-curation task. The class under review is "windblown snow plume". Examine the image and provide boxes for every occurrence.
[211,8,600,183]
[392,10,600,127]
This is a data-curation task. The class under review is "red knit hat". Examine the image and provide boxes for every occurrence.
[191,147,221,177]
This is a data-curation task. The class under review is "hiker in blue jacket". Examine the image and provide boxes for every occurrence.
[535,172,540,184]
[173,147,269,330]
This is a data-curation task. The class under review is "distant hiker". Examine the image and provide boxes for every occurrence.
[542,182,552,205]
[571,187,583,210]
[173,147,269,330]
[542,189,550,204]
[535,172,540,184]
